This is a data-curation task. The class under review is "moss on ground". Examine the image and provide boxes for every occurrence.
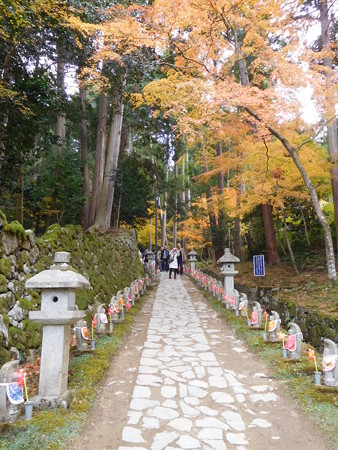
[0,289,151,450]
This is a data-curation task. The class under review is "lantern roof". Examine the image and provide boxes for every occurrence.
[216,248,240,265]
[26,252,90,290]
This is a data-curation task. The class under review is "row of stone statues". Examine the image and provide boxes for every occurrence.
[189,267,338,388]
[0,252,160,422]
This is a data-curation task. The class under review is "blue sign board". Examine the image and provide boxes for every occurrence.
[253,255,265,277]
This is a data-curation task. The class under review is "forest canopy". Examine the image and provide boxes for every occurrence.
[0,0,337,279]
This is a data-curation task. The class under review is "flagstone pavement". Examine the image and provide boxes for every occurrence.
[73,273,327,450]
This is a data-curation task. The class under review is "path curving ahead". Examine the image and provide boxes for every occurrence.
[72,274,327,450]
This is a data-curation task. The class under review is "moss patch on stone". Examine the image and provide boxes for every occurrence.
[0,258,11,277]
[3,221,27,241]
[0,274,8,293]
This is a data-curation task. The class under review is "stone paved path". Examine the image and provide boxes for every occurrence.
[72,274,327,450]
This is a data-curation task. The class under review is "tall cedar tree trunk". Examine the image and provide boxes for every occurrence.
[0,56,11,167]
[160,133,170,246]
[261,204,279,265]
[180,156,186,250]
[94,72,126,229]
[89,92,108,226]
[216,141,226,260]
[80,87,90,230]
[172,161,178,248]
[111,125,128,228]
[56,42,66,148]
[248,107,336,281]
[186,150,191,209]
[16,152,24,225]
[319,0,338,259]
[199,138,217,263]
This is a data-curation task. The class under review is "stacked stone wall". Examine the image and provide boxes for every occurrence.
[0,211,143,365]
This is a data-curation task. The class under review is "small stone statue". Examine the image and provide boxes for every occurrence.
[268,310,281,342]
[74,319,89,351]
[323,338,338,387]
[250,301,262,328]
[123,287,132,306]
[137,279,144,295]
[239,295,248,317]
[95,304,108,334]
[109,297,120,323]
[284,322,303,360]
[0,360,22,422]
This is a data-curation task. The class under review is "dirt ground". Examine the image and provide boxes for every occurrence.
[70,276,330,450]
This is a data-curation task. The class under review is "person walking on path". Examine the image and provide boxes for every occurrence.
[161,245,170,272]
[168,247,179,279]
[177,243,184,275]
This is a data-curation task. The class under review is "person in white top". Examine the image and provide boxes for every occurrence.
[168,247,179,279]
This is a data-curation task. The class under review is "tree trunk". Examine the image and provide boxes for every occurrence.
[281,208,299,275]
[93,72,126,229]
[247,106,337,281]
[89,93,109,226]
[56,42,66,148]
[261,204,279,265]
[172,161,178,248]
[199,138,218,262]
[0,57,11,165]
[79,87,90,230]
[160,135,170,246]
[301,207,311,248]
[186,150,191,209]
[319,0,338,259]
[16,153,24,225]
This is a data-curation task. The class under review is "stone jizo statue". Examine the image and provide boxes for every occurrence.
[268,311,281,342]
[73,319,89,351]
[323,338,338,387]
[95,304,108,334]
[284,322,303,360]
[250,301,262,328]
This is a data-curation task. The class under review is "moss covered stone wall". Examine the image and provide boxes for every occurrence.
[0,210,143,366]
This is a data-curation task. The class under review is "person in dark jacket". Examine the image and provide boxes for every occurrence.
[177,243,184,275]
[161,245,170,272]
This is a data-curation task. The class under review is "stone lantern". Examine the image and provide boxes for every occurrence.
[217,248,240,303]
[188,249,198,271]
[26,252,90,401]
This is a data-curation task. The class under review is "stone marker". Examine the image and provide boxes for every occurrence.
[217,248,240,305]
[284,322,303,360]
[0,360,21,422]
[268,311,280,342]
[27,251,90,400]
[322,339,338,387]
